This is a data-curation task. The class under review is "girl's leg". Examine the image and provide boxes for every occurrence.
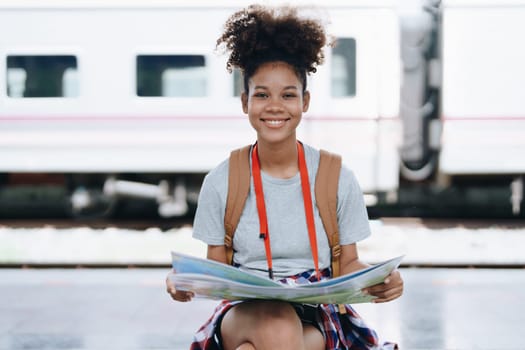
[303,324,325,350]
[220,300,324,350]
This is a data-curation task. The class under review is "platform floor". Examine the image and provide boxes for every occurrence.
[1,267,524,350]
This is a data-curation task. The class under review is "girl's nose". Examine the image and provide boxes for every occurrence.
[265,97,284,113]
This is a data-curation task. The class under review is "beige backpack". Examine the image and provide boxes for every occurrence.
[223,145,343,280]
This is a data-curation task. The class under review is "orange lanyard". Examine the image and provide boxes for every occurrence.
[251,141,321,280]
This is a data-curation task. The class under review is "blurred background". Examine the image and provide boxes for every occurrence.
[1,0,524,349]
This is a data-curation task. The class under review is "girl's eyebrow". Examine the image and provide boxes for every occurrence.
[253,85,299,90]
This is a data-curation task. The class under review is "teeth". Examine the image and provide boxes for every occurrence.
[265,120,284,125]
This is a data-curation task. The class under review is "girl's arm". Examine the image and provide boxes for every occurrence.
[340,243,404,303]
[339,243,369,274]
[206,244,228,264]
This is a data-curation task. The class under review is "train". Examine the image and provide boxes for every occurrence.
[1,0,524,219]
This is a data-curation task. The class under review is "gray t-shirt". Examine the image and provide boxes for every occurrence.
[192,143,371,278]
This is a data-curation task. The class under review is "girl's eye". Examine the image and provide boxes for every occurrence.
[254,92,268,98]
[283,93,297,99]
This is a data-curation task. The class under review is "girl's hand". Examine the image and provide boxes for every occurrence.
[363,269,403,303]
[166,271,195,302]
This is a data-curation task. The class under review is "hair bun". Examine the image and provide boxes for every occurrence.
[217,5,330,75]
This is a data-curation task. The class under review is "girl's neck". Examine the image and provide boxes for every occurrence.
[256,139,299,179]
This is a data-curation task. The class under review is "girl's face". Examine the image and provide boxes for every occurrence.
[242,61,310,146]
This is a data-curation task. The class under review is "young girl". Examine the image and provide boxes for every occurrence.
[167,4,403,350]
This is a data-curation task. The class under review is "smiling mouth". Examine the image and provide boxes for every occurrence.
[261,118,290,126]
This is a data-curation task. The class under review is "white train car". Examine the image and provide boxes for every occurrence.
[0,0,523,218]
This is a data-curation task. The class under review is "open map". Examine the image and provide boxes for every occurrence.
[170,252,403,304]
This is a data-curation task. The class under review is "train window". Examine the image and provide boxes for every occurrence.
[6,55,78,98]
[331,38,356,97]
[136,55,206,97]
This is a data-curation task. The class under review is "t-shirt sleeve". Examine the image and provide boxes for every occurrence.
[192,170,227,246]
[337,166,372,245]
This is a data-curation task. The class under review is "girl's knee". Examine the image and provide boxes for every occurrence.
[303,324,325,350]
[253,301,299,326]
[221,301,304,348]
[235,342,255,350]
[249,302,303,343]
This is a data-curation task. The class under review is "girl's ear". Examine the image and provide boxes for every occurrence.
[302,90,310,113]
[241,92,248,114]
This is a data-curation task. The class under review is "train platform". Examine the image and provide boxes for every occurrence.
[1,267,524,350]
[1,219,525,349]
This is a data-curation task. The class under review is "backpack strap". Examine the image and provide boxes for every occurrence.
[315,150,346,314]
[315,150,342,279]
[224,145,251,265]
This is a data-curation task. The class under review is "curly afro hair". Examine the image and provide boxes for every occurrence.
[216,4,331,93]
